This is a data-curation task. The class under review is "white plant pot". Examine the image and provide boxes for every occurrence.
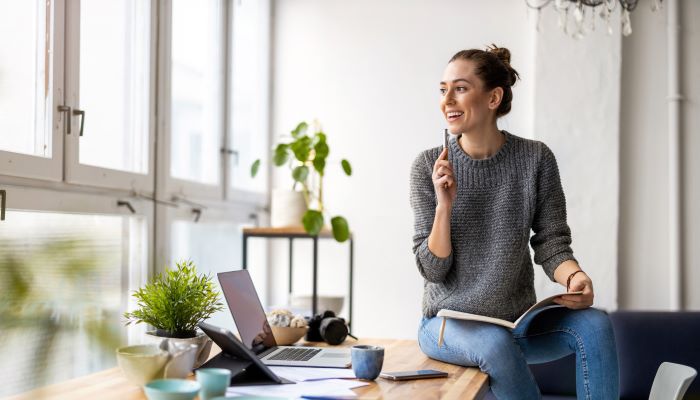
[271,189,307,228]
[144,330,213,369]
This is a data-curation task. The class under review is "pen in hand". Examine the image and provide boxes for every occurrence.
[443,129,450,189]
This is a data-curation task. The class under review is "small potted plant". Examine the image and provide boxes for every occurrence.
[123,260,224,367]
[251,120,353,242]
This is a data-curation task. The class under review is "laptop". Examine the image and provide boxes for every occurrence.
[217,270,351,368]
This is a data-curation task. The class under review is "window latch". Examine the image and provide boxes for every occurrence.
[192,208,202,223]
[73,109,85,136]
[221,147,239,166]
[57,106,85,136]
[117,200,136,214]
[57,105,72,134]
[1,190,6,221]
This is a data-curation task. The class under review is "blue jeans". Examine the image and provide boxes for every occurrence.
[418,307,619,400]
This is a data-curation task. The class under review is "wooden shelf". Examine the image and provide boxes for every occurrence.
[243,226,349,239]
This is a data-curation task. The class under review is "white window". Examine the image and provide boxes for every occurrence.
[75,0,151,174]
[63,0,155,191]
[167,203,268,331]
[0,0,156,190]
[0,188,149,397]
[0,0,63,181]
[166,0,225,199]
[227,0,271,199]
[0,0,271,395]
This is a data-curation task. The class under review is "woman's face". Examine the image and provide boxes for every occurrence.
[440,59,498,134]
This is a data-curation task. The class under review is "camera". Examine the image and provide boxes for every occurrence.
[305,310,348,345]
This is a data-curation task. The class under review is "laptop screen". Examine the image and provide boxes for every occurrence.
[217,270,277,354]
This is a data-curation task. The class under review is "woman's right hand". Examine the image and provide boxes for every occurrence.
[432,148,457,208]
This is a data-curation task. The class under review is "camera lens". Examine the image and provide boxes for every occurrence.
[319,317,348,345]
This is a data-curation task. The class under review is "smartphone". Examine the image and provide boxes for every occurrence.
[379,369,448,381]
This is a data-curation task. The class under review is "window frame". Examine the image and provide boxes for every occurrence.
[0,0,273,325]
[0,183,153,392]
[158,0,227,202]
[225,0,271,202]
[156,198,268,312]
[62,0,158,194]
[0,0,273,392]
[0,183,154,331]
[157,199,261,271]
[0,0,65,182]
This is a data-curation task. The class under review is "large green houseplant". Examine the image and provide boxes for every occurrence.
[123,260,223,338]
[251,121,353,242]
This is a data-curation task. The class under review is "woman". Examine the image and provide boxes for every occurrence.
[410,46,619,399]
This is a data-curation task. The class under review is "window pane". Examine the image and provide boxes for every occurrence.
[170,0,223,185]
[0,211,147,397]
[170,219,266,330]
[0,0,53,157]
[78,0,150,173]
[229,0,269,193]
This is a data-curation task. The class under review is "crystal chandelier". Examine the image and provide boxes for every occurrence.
[526,0,663,38]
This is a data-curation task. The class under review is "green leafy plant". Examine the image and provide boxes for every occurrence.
[123,260,223,338]
[251,121,353,242]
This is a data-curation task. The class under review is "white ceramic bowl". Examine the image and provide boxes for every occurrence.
[290,295,345,315]
[116,344,169,386]
[271,326,308,345]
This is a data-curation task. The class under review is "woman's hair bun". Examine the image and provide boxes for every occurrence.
[487,44,517,86]
[487,44,511,66]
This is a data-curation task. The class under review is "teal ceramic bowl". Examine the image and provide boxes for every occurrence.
[144,379,200,400]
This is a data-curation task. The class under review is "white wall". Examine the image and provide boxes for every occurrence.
[681,1,700,309]
[531,6,621,310]
[268,0,639,338]
[619,0,700,310]
[270,0,535,339]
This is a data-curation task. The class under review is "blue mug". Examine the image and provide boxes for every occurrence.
[351,345,384,380]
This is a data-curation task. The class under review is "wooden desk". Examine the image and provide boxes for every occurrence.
[8,338,489,400]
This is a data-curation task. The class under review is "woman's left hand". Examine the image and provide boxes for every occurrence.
[554,272,594,309]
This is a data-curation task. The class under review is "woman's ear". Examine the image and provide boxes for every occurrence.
[488,87,503,111]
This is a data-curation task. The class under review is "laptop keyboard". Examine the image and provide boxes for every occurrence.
[268,347,322,361]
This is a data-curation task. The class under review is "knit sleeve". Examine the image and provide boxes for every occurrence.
[410,150,453,283]
[530,144,577,281]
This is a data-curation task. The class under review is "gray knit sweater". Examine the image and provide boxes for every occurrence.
[410,131,576,321]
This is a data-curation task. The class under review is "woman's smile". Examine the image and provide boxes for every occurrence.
[446,110,464,122]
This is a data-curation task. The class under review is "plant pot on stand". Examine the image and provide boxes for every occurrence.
[271,189,306,228]
[250,120,352,241]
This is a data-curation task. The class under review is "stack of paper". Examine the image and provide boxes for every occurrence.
[226,378,368,399]
[269,366,357,382]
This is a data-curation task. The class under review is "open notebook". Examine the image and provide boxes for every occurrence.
[435,291,584,346]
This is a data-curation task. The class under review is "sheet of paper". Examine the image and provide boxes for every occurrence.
[269,366,357,382]
[226,378,369,399]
